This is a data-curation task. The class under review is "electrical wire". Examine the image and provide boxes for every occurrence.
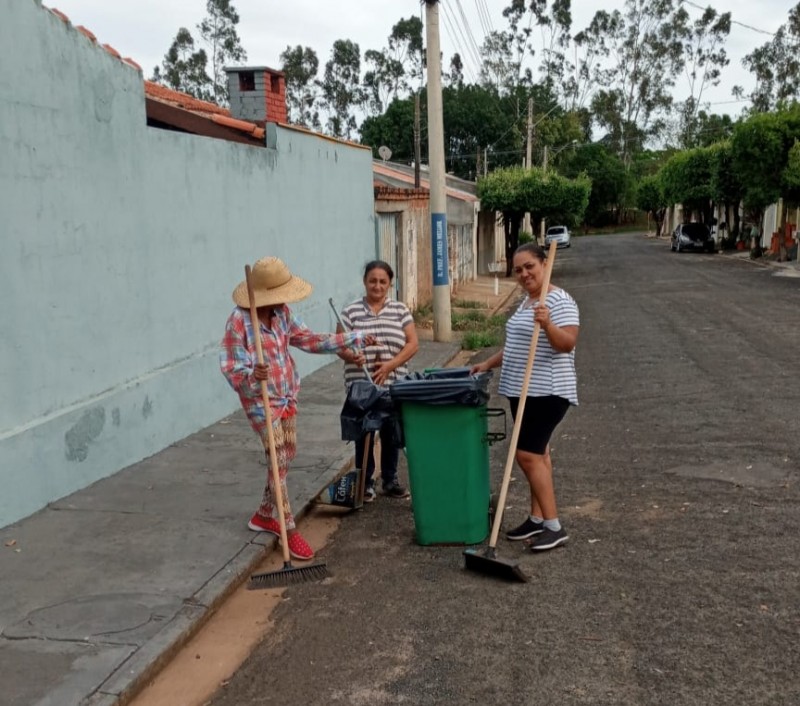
[681,0,776,37]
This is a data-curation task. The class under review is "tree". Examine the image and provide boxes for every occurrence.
[479,30,520,92]
[151,28,212,100]
[636,175,667,236]
[742,3,800,112]
[659,147,714,224]
[731,107,800,259]
[196,0,247,104]
[280,45,321,129]
[708,141,743,241]
[581,1,687,162]
[692,111,735,147]
[673,5,731,148]
[561,143,628,226]
[478,166,591,274]
[320,39,363,139]
[359,96,417,160]
[447,53,465,88]
[363,49,405,116]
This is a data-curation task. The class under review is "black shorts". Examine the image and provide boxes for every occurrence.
[506,395,570,455]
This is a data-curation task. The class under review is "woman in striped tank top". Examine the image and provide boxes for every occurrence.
[471,243,579,551]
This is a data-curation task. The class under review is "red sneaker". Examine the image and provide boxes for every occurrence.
[247,514,281,535]
[285,532,315,561]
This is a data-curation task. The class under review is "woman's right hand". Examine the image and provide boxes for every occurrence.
[343,349,367,366]
[470,362,487,375]
[253,363,269,381]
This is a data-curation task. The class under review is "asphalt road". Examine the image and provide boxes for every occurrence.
[210,233,800,706]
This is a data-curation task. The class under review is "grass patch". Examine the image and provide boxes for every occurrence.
[462,330,502,350]
[414,301,506,352]
[452,309,488,331]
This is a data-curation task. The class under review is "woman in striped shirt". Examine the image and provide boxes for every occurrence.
[338,261,419,501]
[471,243,579,551]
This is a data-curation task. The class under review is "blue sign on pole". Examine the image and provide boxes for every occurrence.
[431,212,449,286]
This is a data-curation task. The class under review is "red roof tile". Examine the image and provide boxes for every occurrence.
[143,81,230,117]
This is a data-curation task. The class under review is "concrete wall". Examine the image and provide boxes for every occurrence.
[0,0,375,528]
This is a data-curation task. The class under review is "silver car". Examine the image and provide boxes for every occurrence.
[545,225,571,248]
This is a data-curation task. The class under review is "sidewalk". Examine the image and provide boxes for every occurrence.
[0,275,518,706]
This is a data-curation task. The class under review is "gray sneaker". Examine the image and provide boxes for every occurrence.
[382,482,410,499]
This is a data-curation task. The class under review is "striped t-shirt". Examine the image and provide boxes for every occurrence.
[340,298,414,386]
[498,288,580,405]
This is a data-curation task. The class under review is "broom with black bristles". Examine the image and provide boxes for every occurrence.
[463,241,558,582]
[244,264,329,589]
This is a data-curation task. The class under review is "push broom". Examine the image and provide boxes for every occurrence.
[463,241,558,582]
[245,265,329,589]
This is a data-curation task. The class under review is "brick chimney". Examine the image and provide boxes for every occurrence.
[225,66,287,126]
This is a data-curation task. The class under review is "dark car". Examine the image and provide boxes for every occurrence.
[671,223,716,253]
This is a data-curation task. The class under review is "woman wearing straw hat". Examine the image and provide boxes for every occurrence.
[220,257,376,560]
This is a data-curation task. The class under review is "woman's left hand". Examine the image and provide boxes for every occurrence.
[372,360,394,386]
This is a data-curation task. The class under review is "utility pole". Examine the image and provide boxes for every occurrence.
[414,92,421,188]
[424,0,451,342]
[524,97,534,233]
[539,143,548,245]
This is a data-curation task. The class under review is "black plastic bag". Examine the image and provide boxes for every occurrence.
[389,367,493,407]
[340,380,402,443]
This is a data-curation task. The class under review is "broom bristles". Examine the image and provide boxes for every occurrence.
[248,561,329,589]
[463,548,528,583]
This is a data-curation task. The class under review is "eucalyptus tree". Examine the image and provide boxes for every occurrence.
[151,27,212,101]
[196,0,248,104]
[280,45,321,129]
[502,0,572,94]
[363,17,423,116]
[673,5,731,148]
[581,0,687,162]
[447,53,465,88]
[742,3,800,112]
[479,30,521,92]
[320,39,364,139]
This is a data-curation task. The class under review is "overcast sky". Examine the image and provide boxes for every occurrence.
[54,0,792,116]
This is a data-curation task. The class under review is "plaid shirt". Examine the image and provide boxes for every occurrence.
[220,305,363,437]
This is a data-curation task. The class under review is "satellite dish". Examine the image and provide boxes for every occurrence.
[378,145,392,162]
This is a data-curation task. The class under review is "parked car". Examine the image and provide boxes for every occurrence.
[670,223,716,253]
[545,225,571,248]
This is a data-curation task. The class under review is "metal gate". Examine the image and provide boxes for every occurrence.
[376,212,401,299]
[449,223,474,286]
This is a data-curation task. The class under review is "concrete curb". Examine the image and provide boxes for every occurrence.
[103,344,461,706]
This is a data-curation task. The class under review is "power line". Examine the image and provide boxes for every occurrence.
[439,3,479,84]
[473,0,491,37]
[454,0,484,66]
[681,0,776,37]
[441,0,482,74]
[478,0,494,32]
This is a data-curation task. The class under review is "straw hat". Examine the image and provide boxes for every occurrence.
[232,257,313,308]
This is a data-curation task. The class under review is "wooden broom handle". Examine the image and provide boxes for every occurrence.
[488,241,558,548]
[245,265,292,563]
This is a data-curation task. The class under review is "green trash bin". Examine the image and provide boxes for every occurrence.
[390,369,505,546]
